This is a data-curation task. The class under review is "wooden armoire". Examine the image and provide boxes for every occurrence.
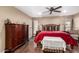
[5,23,29,53]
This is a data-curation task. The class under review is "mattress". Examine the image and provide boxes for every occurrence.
[41,36,66,51]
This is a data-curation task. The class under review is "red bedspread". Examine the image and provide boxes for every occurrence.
[34,31,78,46]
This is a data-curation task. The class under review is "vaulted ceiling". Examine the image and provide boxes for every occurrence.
[15,6,79,17]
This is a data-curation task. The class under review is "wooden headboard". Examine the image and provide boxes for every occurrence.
[42,24,60,31]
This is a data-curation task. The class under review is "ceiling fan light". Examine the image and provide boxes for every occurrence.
[62,10,67,13]
[38,12,42,15]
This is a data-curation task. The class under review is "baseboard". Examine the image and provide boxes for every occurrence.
[5,41,26,53]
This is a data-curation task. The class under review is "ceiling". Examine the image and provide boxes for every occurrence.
[15,6,79,17]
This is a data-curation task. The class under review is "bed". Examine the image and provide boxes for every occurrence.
[34,31,78,52]
[34,24,78,52]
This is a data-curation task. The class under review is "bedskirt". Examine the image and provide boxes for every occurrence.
[34,36,66,52]
[41,36,66,51]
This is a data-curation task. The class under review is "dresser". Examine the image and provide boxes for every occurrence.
[5,23,29,53]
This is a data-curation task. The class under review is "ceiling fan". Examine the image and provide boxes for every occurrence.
[45,6,62,14]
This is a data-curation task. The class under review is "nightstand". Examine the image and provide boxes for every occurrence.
[70,33,79,42]
[35,30,41,36]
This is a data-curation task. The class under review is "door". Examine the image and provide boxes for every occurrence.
[33,20,39,36]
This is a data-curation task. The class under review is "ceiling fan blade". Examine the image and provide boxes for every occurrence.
[50,11,52,14]
[54,10,61,12]
[54,6,62,10]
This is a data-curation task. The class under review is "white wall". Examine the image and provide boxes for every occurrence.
[0,7,32,52]
[33,16,65,31]
[73,13,79,30]
[33,16,75,32]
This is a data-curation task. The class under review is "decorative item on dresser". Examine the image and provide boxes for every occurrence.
[5,23,29,53]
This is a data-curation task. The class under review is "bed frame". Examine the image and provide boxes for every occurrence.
[42,24,60,31]
[37,42,64,53]
[36,24,60,36]
[35,24,64,53]
[43,48,64,53]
